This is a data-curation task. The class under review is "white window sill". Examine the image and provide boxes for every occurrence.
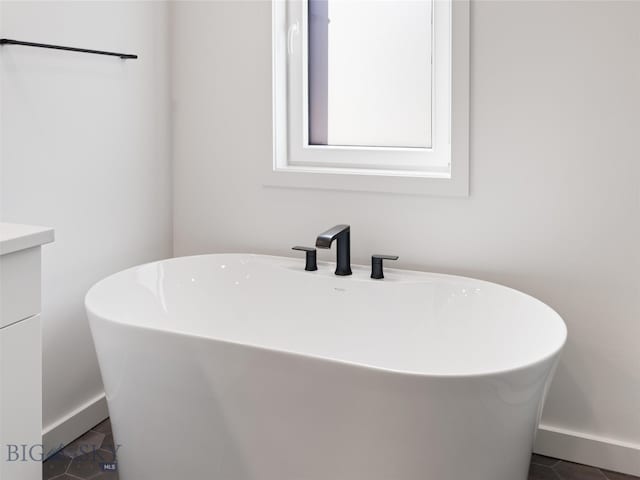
[262,164,468,197]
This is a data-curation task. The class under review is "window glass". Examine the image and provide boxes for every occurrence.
[308,0,433,148]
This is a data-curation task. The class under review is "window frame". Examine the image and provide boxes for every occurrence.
[267,0,470,196]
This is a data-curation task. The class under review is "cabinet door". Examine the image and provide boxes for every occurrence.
[0,247,41,329]
[0,314,42,480]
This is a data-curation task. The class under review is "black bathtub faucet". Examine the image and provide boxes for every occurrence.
[316,224,352,276]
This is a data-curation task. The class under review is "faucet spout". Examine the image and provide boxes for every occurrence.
[316,224,350,248]
[316,224,352,276]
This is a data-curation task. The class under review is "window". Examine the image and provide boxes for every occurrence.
[269,0,469,196]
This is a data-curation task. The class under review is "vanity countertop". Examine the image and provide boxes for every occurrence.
[0,222,54,255]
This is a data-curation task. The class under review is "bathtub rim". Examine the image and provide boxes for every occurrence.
[85,252,567,380]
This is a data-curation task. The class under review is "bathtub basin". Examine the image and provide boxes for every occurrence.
[85,253,566,480]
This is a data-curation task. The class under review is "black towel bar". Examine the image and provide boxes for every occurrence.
[0,38,137,59]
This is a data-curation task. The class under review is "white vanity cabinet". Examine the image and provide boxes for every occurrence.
[0,223,54,480]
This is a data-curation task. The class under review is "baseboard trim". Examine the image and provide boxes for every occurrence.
[535,424,640,477]
[42,393,109,459]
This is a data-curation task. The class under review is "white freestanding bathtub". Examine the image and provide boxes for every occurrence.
[85,254,566,480]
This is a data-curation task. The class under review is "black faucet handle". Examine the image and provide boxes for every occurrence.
[371,254,399,279]
[292,246,318,271]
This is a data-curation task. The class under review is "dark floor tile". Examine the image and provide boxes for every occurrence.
[533,454,561,467]
[602,470,640,480]
[90,419,111,436]
[67,451,107,478]
[42,451,70,479]
[48,476,81,480]
[62,430,106,459]
[88,471,119,480]
[98,447,118,463]
[529,463,562,480]
[101,432,115,452]
[554,461,609,480]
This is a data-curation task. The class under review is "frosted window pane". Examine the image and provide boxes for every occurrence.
[308,0,433,148]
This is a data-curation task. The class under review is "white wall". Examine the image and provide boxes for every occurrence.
[171,0,640,474]
[0,0,172,450]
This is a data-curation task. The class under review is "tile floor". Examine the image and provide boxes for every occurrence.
[43,419,638,480]
[43,419,117,480]
[529,455,638,480]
